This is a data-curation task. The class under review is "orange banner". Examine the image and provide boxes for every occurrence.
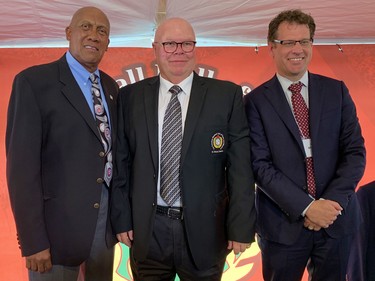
[1,45,374,281]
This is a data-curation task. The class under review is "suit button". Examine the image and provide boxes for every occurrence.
[99,151,105,157]
[96,178,104,184]
[94,203,100,209]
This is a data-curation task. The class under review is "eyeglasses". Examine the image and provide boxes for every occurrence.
[272,39,313,47]
[156,41,197,53]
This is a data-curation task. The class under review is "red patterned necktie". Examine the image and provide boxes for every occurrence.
[90,73,112,187]
[289,82,316,197]
[160,85,183,206]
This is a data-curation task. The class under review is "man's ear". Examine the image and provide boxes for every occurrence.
[152,42,157,55]
[65,26,71,41]
[268,42,276,56]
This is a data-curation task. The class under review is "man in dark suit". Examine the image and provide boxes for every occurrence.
[6,6,118,281]
[347,181,375,281]
[244,9,366,281]
[111,17,256,280]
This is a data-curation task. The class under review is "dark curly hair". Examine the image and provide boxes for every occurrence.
[268,9,316,43]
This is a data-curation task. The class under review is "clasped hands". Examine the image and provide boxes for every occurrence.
[304,199,342,231]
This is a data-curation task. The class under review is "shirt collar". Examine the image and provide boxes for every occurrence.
[159,72,194,96]
[277,71,309,92]
[66,51,100,82]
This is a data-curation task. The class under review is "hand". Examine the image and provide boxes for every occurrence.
[305,199,342,228]
[227,241,251,255]
[26,248,52,273]
[116,230,134,247]
[304,217,322,231]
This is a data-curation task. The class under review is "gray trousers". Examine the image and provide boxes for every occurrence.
[29,187,114,281]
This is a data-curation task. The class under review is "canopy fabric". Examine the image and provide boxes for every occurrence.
[2,0,375,48]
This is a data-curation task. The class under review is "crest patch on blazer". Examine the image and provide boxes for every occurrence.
[211,133,225,153]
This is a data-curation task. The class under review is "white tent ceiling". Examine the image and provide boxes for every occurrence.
[2,0,375,48]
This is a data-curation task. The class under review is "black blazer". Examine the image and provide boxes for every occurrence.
[6,54,118,265]
[347,181,375,281]
[111,72,256,270]
[244,73,366,245]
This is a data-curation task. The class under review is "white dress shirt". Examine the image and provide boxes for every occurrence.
[157,73,194,206]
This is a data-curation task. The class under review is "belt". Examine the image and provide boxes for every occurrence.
[156,205,183,220]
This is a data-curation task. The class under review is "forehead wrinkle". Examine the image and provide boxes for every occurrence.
[70,7,110,33]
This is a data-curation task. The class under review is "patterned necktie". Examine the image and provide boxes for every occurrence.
[289,82,316,197]
[160,85,183,206]
[90,73,112,187]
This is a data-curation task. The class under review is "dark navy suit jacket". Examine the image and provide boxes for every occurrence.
[347,181,375,281]
[244,72,365,245]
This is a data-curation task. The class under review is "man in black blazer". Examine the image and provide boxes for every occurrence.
[244,9,366,281]
[111,17,256,280]
[6,6,118,281]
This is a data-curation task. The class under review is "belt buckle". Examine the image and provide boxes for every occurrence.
[167,207,183,220]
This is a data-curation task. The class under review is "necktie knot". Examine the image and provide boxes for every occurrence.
[169,85,182,96]
[89,73,98,84]
[288,81,303,94]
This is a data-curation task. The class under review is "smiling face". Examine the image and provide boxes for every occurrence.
[153,18,196,84]
[65,7,110,72]
[270,21,313,81]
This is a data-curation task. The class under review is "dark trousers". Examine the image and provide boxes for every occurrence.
[130,213,226,281]
[258,229,352,281]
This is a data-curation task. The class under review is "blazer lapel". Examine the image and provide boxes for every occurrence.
[181,73,207,165]
[144,77,160,171]
[264,76,305,154]
[307,73,324,142]
[58,55,102,142]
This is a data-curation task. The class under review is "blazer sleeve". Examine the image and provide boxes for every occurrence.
[6,72,50,256]
[110,86,133,234]
[319,81,366,209]
[226,85,256,243]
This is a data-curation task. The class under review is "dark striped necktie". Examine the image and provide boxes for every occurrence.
[160,85,183,206]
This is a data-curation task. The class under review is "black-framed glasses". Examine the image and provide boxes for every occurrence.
[272,39,313,47]
[156,41,197,53]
